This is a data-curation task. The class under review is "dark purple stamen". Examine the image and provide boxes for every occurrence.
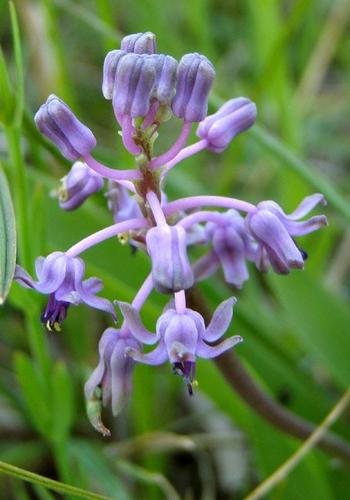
[40,294,70,331]
[172,361,196,396]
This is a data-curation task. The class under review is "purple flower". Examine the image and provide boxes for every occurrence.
[146,225,194,293]
[112,53,156,122]
[84,327,140,435]
[15,252,116,330]
[57,162,104,211]
[172,53,215,122]
[118,298,242,394]
[106,182,142,223]
[121,32,157,54]
[246,194,327,274]
[197,97,257,153]
[195,210,256,288]
[102,50,127,100]
[35,95,96,161]
[150,54,178,105]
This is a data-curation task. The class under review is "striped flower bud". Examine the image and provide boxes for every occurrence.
[121,32,157,54]
[112,53,156,121]
[197,97,257,152]
[102,49,127,99]
[35,95,96,161]
[172,53,215,122]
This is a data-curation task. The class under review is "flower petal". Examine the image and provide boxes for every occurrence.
[283,215,328,237]
[196,335,243,359]
[203,297,236,342]
[288,194,326,220]
[125,342,168,365]
[118,301,157,344]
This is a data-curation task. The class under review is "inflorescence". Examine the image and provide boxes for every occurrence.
[15,32,327,436]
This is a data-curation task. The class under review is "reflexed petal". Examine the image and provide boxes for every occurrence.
[203,297,236,342]
[118,301,157,344]
[34,253,68,294]
[283,215,328,237]
[288,194,326,220]
[196,335,243,359]
[14,265,36,289]
[125,342,168,365]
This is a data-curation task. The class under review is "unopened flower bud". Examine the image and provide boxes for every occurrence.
[121,32,157,54]
[146,225,194,294]
[151,54,178,105]
[35,95,96,161]
[57,162,104,211]
[113,54,156,121]
[102,49,127,99]
[197,97,257,152]
[172,53,215,122]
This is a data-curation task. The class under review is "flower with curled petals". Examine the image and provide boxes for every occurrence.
[84,327,140,435]
[195,210,256,288]
[56,161,104,211]
[118,298,242,394]
[14,252,116,331]
[246,194,327,274]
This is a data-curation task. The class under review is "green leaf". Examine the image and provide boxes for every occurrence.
[51,362,75,442]
[14,352,52,439]
[9,1,24,126]
[269,271,350,389]
[0,167,16,305]
[0,47,15,125]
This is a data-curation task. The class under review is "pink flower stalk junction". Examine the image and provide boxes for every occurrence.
[15,31,328,435]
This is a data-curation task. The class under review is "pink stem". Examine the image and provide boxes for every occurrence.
[178,211,228,230]
[174,290,186,314]
[121,116,141,155]
[84,154,142,181]
[142,101,159,129]
[163,196,256,216]
[162,139,208,176]
[150,122,192,169]
[132,273,154,311]
[66,217,148,257]
[146,191,167,226]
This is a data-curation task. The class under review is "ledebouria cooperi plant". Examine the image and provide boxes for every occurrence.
[15,32,327,436]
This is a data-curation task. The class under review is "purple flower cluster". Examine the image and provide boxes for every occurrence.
[16,32,327,435]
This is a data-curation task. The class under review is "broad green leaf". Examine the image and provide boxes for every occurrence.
[0,168,16,305]
[269,271,350,389]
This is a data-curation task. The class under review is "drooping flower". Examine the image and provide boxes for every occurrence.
[56,161,104,211]
[246,194,327,274]
[84,327,140,435]
[197,97,257,153]
[118,298,242,394]
[172,53,215,122]
[35,95,96,161]
[146,225,194,293]
[15,252,116,330]
[195,210,256,288]
[150,54,178,106]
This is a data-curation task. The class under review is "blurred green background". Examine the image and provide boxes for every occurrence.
[0,0,350,498]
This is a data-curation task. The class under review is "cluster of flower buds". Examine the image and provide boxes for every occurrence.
[16,32,327,435]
